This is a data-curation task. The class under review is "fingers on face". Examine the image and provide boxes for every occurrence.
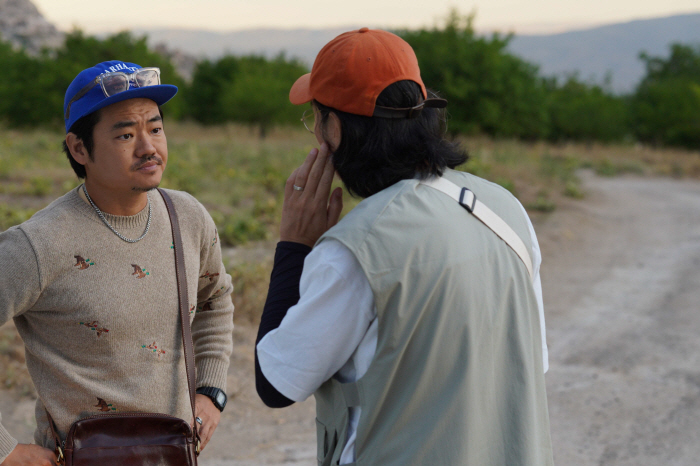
[316,152,336,199]
[294,148,319,191]
[304,144,330,194]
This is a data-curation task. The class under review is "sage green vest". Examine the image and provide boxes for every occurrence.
[314,169,554,466]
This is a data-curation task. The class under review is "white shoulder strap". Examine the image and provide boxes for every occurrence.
[420,177,534,279]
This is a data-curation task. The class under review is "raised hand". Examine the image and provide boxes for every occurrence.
[280,143,343,247]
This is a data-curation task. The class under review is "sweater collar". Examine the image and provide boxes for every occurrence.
[69,186,151,231]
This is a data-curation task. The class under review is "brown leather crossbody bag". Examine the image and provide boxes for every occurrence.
[46,189,200,466]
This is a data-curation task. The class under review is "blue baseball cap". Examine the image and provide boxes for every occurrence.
[64,60,178,133]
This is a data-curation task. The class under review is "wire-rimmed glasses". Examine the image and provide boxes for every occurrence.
[301,109,315,134]
[65,67,162,119]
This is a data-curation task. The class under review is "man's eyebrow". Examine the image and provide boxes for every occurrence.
[111,115,162,130]
[112,120,136,130]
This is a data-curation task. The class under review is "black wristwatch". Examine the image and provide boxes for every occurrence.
[196,387,227,412]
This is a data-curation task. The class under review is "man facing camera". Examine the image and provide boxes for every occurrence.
[0,61,233,465]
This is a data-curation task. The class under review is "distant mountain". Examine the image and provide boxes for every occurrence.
[141,14,700,93]
[0,0,62,54]
[4,0,700,93]
[507,13,700,93]
[137,27,358,66]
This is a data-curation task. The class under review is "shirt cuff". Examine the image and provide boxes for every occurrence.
[0,422,18,463]
[257,341,312,402]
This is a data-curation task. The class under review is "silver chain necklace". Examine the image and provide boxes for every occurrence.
[82,184,152,243]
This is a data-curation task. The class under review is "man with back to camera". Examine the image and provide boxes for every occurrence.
[0,61,234,465]
[255,28,554,465]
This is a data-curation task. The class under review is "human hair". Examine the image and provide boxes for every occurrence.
[62,105,165,179]
[63,111,101,179]
[314,80,467,198]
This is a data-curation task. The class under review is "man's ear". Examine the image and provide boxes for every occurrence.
[65,133,90,166]
[326,112,342,152]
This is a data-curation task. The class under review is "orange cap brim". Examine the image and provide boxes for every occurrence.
[289,73,313,105]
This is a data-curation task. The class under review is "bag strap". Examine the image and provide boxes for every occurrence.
[158,188,199,445]
[45,189,200,459]
[419,177,534,279]
[47,411,63,463]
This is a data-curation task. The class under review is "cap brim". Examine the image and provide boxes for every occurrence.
[83,84,178,119]
[289,73,312,105]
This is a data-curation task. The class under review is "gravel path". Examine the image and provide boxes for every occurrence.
[541,172,700,466]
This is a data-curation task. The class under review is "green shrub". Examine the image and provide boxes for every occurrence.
[0,204,37,231]
[563,181,585,198]
[218,216,268,246]
[29,176,52,196]
[527,194,556,212]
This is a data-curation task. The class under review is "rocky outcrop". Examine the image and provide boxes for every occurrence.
[153,43,198,81]
[0,0,63,54]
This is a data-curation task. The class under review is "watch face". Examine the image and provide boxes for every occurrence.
[216,391,226,407]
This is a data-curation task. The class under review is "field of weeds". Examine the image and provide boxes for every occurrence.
[1,122,700,395]
[2,123,700,328]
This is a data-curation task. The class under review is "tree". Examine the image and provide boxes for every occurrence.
[184,56,239,125]
[0,31,185,128]
[0,41,50,127]
[546,76,629,142]
[187,54,308,137]
[632,44,700,149]
[398,10,549,139]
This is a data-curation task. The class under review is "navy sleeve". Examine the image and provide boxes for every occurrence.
[255,241,312,408]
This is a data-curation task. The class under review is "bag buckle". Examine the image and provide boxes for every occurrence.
[459,187,476,213]
[56,445,65,464]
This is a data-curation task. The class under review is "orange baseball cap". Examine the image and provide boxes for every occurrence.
[289,28,429,117]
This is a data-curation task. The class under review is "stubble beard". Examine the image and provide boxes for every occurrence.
[132,185,159,192]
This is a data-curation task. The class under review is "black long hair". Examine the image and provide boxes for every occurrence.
[315,80,467,198]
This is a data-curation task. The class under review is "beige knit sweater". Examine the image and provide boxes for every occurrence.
[0,186,234,461]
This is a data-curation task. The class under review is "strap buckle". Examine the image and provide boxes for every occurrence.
[459,187,476,213]
[56,445,65,464]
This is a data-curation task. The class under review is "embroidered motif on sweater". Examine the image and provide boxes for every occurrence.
[189,304,196,315]
[142,342,166,358]
[213,286,225,297]
[74,255,94,270]
[170,241,174,249]
[131,264,150,279]
[200,271,220,282]
[212,229,218,247]
[197,302,212,313]
[80,321,109,337]
[95,397,117,412]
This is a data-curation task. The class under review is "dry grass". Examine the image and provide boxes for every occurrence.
[0,325,35,397]
[460,136,700,212]
[2,122,700,395]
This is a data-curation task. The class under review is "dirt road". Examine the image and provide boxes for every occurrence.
[2,172,700,465]
[540,172,700,466]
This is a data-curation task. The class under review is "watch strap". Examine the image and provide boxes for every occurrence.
[197,386,227,411]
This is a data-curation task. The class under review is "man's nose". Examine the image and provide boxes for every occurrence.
[135,133,157,158]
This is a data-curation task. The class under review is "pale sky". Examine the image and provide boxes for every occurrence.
[33,0,700,35]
